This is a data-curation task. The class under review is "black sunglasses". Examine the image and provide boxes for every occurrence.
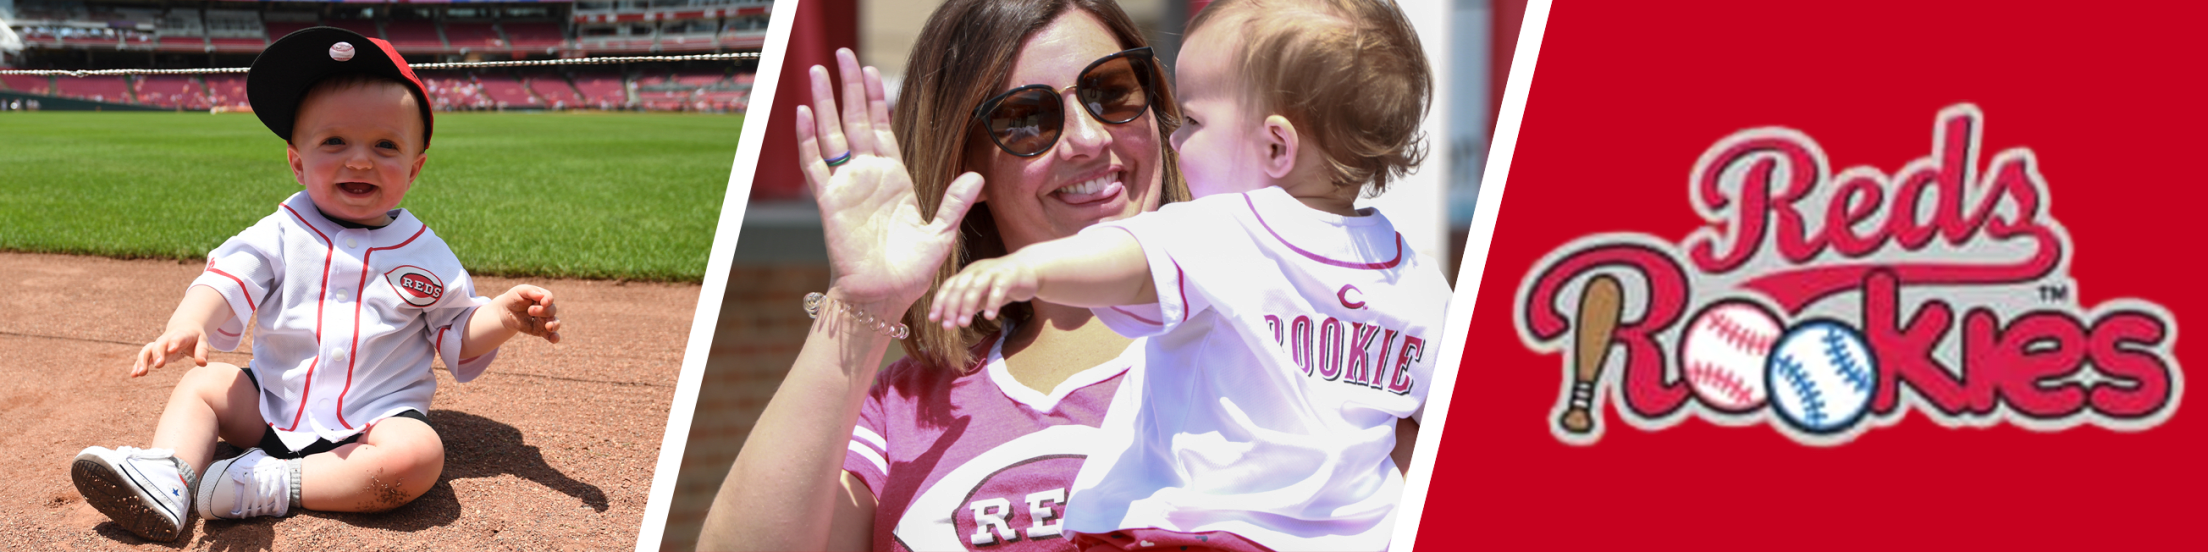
[970,47,1159,157]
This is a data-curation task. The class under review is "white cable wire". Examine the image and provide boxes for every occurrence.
[0,51,759,77]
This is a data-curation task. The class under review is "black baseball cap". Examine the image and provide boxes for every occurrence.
[248,27,435,150]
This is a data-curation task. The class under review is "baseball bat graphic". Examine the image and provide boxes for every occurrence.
[1559,274,1623,434]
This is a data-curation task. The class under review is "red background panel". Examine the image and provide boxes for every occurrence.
[1423,1,2205,549]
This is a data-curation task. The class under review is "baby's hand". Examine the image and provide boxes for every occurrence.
[133,327,209,377]
[495,285,563,344]
[929,257,1039,329]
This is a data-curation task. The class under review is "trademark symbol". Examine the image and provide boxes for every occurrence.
[2038,284,2071,302]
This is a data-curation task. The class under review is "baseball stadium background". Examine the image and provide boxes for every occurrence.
[649,1,1526,549]
[0,0,769,548]
[0,0,766,112]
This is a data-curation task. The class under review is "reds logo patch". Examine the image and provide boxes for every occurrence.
[895,425,1093,551]
[383,265,445,307]
[1514,104,2183,446]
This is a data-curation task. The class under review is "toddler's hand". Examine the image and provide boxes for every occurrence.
[133,327,209,377]
[496,285,563,344]
[929,257,1039,329]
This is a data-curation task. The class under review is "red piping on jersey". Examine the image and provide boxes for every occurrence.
[280,204,335,433]
[202,268,257,313]
[1109,306,1162,325]
[340,224,428,429]
[1172,258,1189,323]
[436,323,486,369]
[1243,194,1403,270]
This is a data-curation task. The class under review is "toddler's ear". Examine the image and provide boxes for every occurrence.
[1261,115,1302,180]
[286,144,308,186]
[408,151,427,184]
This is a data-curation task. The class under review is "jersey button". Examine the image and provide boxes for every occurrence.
[334,291,347,302]
[345,237,358,249]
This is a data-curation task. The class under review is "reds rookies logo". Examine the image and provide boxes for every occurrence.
[383,265,445,307]
[1514,104,2182,446]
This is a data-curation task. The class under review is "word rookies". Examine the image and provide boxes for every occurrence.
[1265,311,1424,395]
[1514,104,2182,446]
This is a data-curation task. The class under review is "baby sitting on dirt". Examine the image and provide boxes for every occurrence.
[68,27,562,542]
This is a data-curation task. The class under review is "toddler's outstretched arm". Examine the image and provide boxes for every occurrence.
[133,286,235,377]
[929,229,1156,328]
[460,285,563,358]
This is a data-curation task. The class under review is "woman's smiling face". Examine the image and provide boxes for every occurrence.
[965,8,1164,252]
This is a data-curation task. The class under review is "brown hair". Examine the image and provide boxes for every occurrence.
[893,0,1187,370]
[1187,0,1431,196]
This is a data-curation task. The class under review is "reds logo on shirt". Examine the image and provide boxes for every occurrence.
[892,425,1096,551]
[383,265,445,307]
[1513,104,2183,446]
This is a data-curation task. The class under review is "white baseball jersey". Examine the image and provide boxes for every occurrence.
[1063,186,1452,551]
[190,191,496,452]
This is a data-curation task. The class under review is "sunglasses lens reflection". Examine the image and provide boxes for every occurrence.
[989,88,1061,156]
[1081,57,1149,124]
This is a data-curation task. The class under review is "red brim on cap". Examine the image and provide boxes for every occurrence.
[248,27,435,150]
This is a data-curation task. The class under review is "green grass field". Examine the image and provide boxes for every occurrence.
[0,111,737,282]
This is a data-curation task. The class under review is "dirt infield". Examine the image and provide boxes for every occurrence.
[0,252,696,550]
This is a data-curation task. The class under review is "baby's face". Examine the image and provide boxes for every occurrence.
[288,82,425,227]
[1168,23,1273,198]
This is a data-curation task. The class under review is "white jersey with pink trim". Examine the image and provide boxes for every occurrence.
[189,191,496,451]
[1065,186,1451,551]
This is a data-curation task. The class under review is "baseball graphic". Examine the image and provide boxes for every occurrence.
[329,41,355,62]
[1679,300,1781,412]
[1764,320,1879,434]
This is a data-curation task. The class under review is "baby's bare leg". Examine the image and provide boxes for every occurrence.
[300,417,443,513]
[148,363,267,475]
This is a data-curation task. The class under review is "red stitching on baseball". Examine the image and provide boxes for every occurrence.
[1707,307,1775,356]
[1686,358,1756,406]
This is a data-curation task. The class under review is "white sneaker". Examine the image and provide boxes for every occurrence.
[196,448,293,520]
[71,446,196,542]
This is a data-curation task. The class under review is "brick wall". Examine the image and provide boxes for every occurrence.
[662,263,829,551]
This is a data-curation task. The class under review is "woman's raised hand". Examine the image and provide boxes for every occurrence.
[798,48,987,315]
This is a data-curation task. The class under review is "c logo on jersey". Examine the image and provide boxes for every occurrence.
[895,425,1095,551]
[383,265,445,307]
[1513,104,2182,446]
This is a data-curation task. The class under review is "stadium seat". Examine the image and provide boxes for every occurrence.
[502,22,565,51]
[55,76,134,104]
[203,75,249,110]
[265,21,316,42]
[322,19,381,40]
[570,73,631,110]
[134,76,212,110]
[2,75,54,95]
[475,74,541,108]
[444,23,503,51]
[385,21,447,53]
[528,76,585,107]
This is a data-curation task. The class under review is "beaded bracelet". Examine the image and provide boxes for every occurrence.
[804,292,911,340]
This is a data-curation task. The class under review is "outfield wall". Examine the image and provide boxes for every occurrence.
[0,90,160,111]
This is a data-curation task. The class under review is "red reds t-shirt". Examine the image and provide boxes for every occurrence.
[842,326,1140,552]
